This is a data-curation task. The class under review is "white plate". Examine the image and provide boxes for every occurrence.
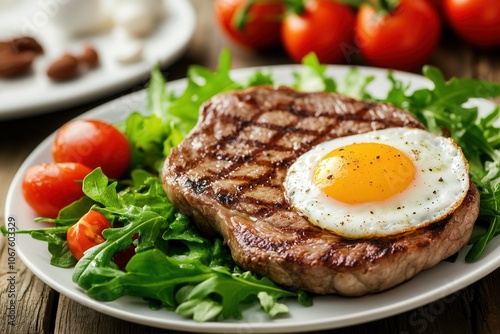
[5,65,500,333]
[0,0,195,120]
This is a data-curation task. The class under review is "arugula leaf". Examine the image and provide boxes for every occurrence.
[41,232,77,268]
[240,70,275,87]
[423,66,500,107]
[83,242,304,321]
[338,67,374,100]
[160,49,239,133]
[85,248,304,322]
[125,112,167,174]
[72,168,175,289]
[125,49,242,173]
[86,250,213,308]
[0,225,76,268]
[70,167,310,320]
[147,64,170,118]
[179,268,299,320]
[1,195,95,268]
[292,53,336,92]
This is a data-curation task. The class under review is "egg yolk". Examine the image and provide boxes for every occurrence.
[314,142,416,204]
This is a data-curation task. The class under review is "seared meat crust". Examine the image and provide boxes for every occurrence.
[162,86,479,296]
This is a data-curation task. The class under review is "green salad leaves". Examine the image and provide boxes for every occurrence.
[4,50,500,321]
[72,168,310,321]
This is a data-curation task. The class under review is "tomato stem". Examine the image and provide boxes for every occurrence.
[365,0,400,14]
[233,0,257,31]
[283,0,305,15]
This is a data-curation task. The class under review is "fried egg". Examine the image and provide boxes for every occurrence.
[283,127,470,239]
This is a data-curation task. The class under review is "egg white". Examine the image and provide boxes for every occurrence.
[283,127,470,239]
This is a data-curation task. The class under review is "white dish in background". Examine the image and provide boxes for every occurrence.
[0,0,195,120]
[5,65,500,333]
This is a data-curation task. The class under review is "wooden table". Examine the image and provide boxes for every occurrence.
[1,1,499,333]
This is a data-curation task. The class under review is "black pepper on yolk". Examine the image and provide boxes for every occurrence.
[313,143,417,204]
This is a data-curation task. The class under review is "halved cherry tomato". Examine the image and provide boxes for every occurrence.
[214,0,285,50]
[22,162,92,218]
[355,0,442,71]
[443,0,500,48]
[52,119,131,179]
[281,0,356,63]
[67,210,111,261]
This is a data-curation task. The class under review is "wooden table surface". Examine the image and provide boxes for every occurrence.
[1,1,499,333]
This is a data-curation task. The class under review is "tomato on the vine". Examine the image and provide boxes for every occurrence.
[52,119,131,179]
[214,0,285,50]
[22,162,92,218]
[281,0,356,64]
[67,210,112,261]
[443,0,500,48]
[355,0,442,71]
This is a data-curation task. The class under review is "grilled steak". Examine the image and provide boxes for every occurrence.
[162,86,479,296]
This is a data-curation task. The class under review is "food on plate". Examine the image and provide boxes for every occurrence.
[281,0,356,63]
[46,54,81,81]
[285,127,470,239]
[162,86,479,296]
[52,119,131,179]
[0,52,37,78]
[7,36,44,54]
[22,162,93,218]
[0,36,43,78]
[78,46,100,68]
[46,46,100,81]
[4,55,500,321]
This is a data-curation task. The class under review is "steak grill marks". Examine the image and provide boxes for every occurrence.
[163,86,480,295]
[172,87,424,219]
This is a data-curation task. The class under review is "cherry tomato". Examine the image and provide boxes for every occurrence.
[427,0,445,20]
[356,0,442,71]
[214,0,285,50]
[67,210,111,261]
[52,119,131,179]
[113,244,136,269]
[22,162,92,218]
[443,0,500,48]
[281,0,356,63]
[113,233,139,269]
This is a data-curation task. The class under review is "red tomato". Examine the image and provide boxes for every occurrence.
[214,0,284,50]
[281,0,356,63]
[113,233,139,269]
[443,0,500,48]
[67,210,111,261]
[113,244,136,269]
[356,0,442,71]
[22,162,92,218]
[52,119,131,179]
